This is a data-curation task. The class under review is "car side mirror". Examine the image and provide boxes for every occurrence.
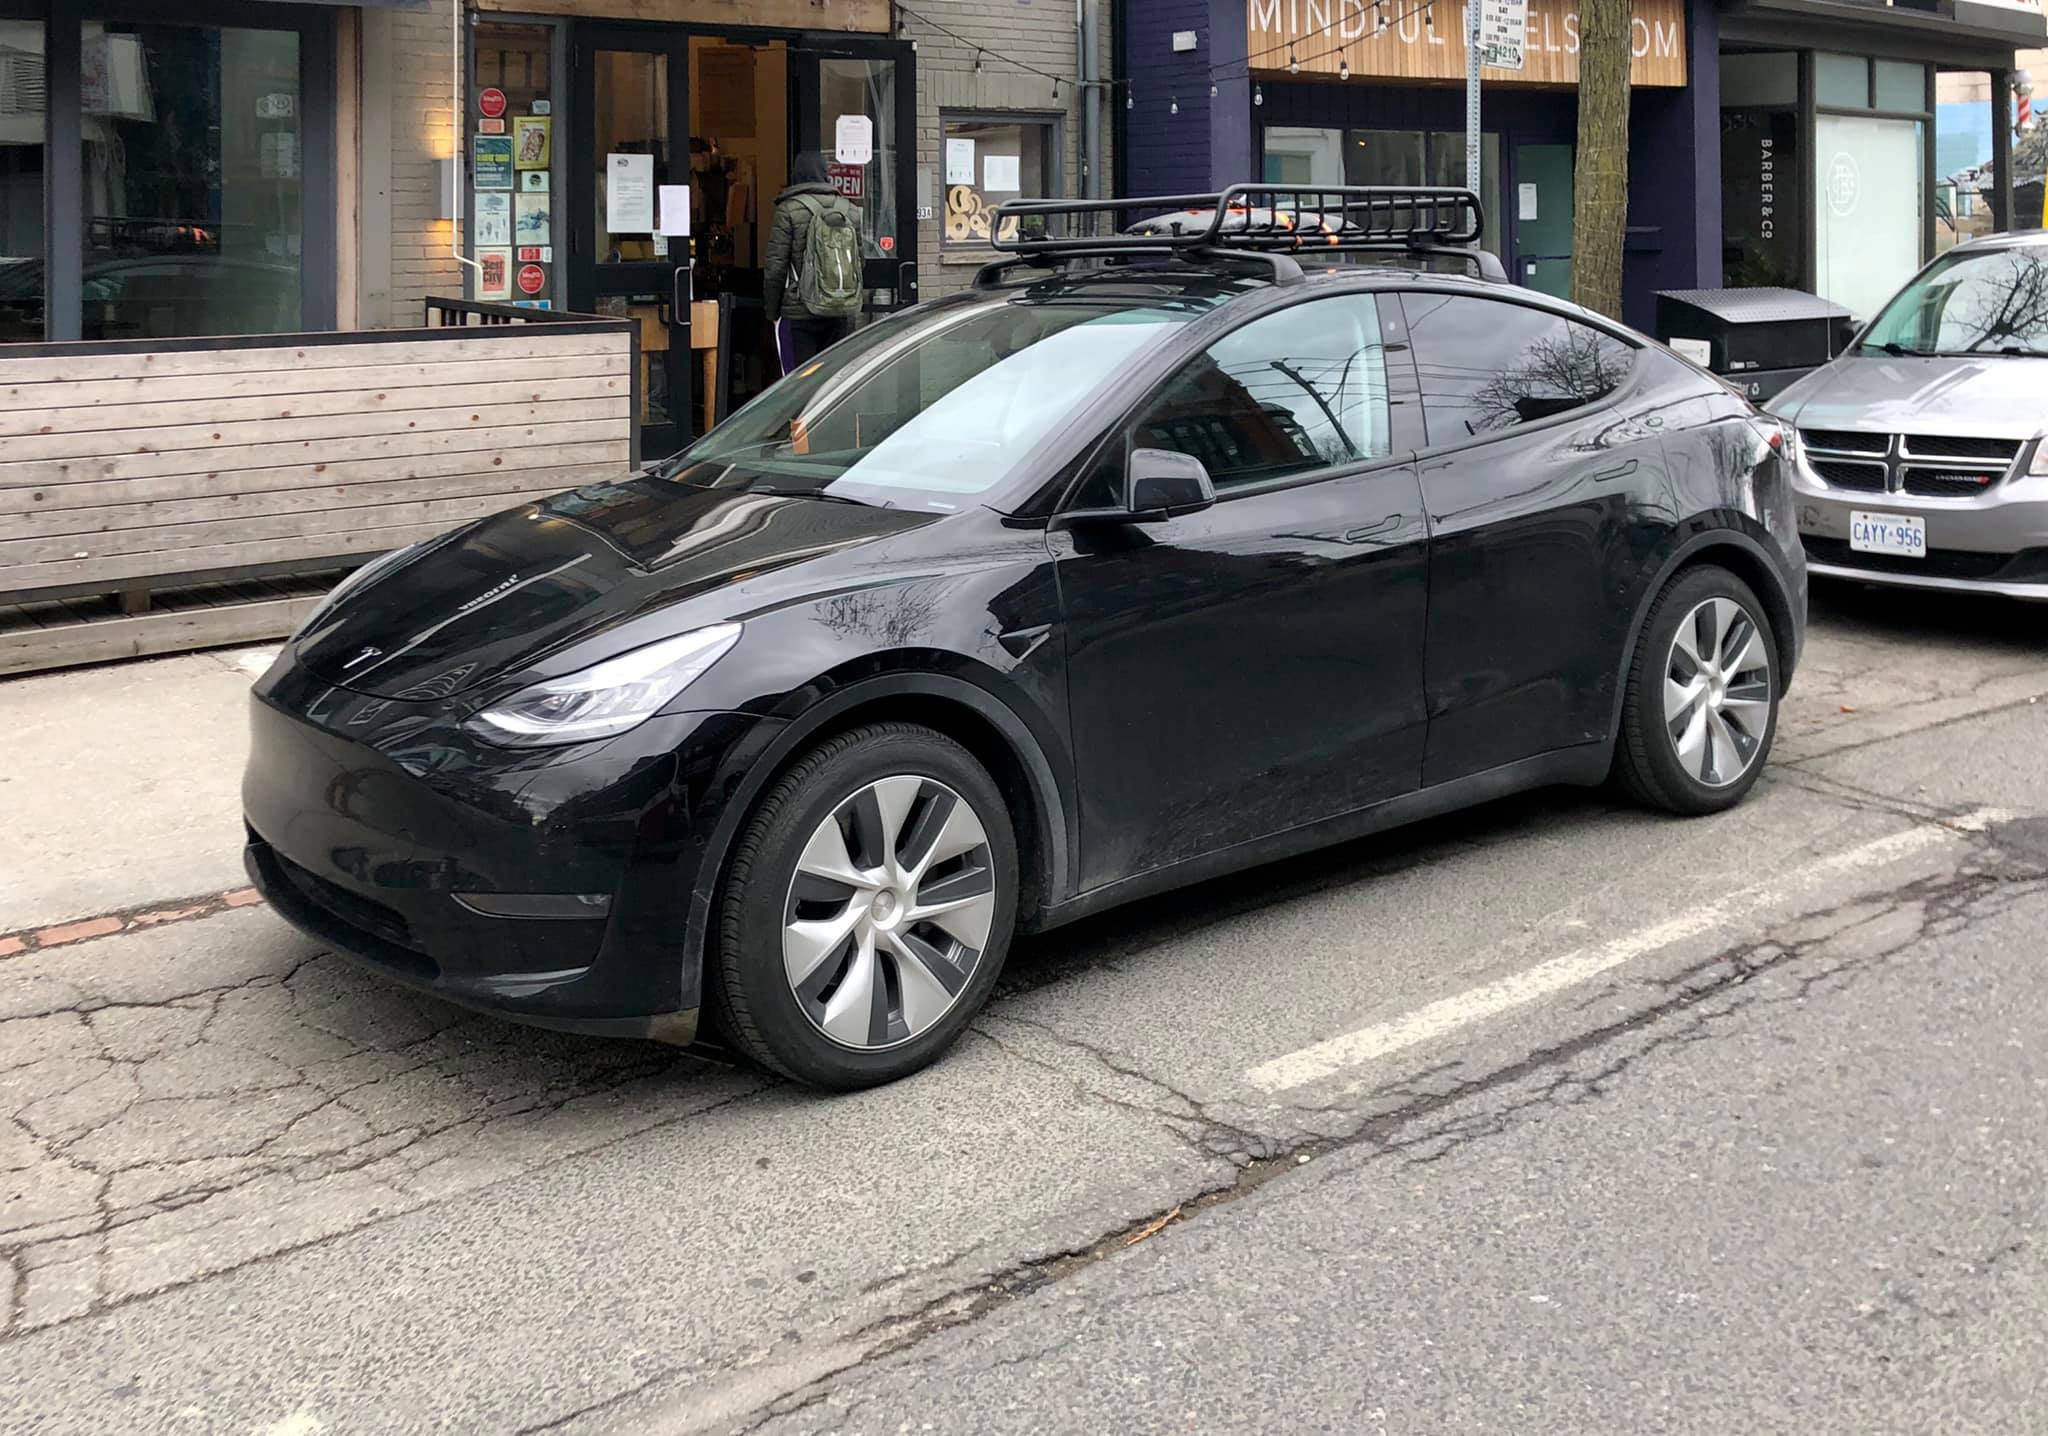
[1124,448,1216,521]
[1055,447,1217,529]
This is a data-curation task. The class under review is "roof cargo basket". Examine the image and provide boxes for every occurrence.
[975,184,1503,288]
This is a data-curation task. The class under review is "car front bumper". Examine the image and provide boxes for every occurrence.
[1792,465,2048,600]
[242,662,783,1044]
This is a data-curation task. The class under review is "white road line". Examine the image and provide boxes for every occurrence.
[1244,809,2011,1095]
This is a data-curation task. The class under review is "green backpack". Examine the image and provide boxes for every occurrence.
[794,193,864,319]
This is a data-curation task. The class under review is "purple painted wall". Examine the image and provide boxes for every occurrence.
[1119,0,1726,329]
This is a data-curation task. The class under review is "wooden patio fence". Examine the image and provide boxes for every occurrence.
[0,302,638,676]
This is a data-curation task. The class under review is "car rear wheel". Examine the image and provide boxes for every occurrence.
[1613,565,1780,816]
[713,723,1018,1089]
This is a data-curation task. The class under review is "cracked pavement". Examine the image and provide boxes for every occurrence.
[3,582,2048,1434]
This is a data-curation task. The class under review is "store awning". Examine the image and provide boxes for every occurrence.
[1728,0,2046,55]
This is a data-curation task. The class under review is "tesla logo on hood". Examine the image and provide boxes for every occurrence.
[343,646,383,670]
[456,573,522,615]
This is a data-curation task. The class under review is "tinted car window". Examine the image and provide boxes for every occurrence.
[1125,293,1393,491]
[1404,294,1635,446]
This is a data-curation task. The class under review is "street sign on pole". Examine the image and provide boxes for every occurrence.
[1464,1,1483,231]
[1477,0,1528,71]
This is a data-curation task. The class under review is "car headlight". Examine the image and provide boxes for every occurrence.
[2029,437,2048,477]
[464,623,742,748]
[293,543,419,639]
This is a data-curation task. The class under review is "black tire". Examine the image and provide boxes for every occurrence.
[711,722,1019,1089]
[1612,564,1781,816]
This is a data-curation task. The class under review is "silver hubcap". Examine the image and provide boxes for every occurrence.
[782,776,997,1051]
[1665,596,1773,788]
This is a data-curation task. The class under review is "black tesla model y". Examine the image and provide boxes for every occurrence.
[244,187,1806,1089]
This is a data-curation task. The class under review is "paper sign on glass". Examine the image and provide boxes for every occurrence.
[473,135,514,190]
[658,184,691,236]
[477,248,511,302]
[1518,183,1539,221]
[606,152,655,233]
[473,192,512,246]
[982,154,1020,193]
[945,138,975,185]
[835,113,874,166]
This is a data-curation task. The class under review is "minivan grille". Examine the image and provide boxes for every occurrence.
[1802,429,2021,497]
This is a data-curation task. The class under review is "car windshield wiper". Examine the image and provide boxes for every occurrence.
[744,484,877,507]
[1871,341,1937,357]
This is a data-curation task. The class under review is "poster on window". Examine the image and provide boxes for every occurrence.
[477,248,511,302]
[474,135,514,190]
[982,154,1020,193]
[945,138,975,185]
[473,192,512,247]
[606,153,655,233]
[515,191,552,245]
[514,116,552,170]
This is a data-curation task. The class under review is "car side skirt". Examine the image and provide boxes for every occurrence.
[1033,742,1613,933]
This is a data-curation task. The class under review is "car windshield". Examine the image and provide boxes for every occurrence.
[661,288,1216,511]
[1859,245,2048,358]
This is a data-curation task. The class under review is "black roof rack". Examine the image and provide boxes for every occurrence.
[975,184,1503,289]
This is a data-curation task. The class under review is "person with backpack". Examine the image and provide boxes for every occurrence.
[763,153,865,375]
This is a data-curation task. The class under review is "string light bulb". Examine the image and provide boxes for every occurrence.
[1051,76,1060,99]
[1210,81,1219,98]
[1339,56,1350,80]
[1254,82,1264,106]
[1169,95,1179,114]
[1288,48,1300,75]
[1425,3,1436,28]
[1125,87,1134,110]
[973,49,983,73]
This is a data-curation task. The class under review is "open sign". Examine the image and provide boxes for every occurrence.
[827,163,865,201]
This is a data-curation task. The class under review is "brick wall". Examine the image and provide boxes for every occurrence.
[359,6,465,328]
[905,0,1116,298]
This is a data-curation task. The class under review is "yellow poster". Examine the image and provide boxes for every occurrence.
[514,116,551,170]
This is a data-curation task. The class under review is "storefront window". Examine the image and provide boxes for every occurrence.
[1816,52,1870,109]
[1935,69,1997,251]
[0,18,45,342]
[82,22,303,340]
[1814,112,1925,323]
[818,58,896,259]
[473,22,557,307]
[1874,60,1927,115]
[940,114,1052,249]
[1721,52,1802,290]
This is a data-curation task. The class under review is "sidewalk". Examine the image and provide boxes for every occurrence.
[0,646,277,933]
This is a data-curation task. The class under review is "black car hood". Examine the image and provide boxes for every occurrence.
[293,479,935,698]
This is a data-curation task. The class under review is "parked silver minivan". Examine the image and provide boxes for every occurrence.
[1769,230,2048,599]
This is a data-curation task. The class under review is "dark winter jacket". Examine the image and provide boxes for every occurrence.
[763,181,860,323]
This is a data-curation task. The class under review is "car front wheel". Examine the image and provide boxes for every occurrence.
[1613,564,1780,815]
[713,723,1019,1088]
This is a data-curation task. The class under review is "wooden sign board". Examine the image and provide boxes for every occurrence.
[1247,0,1687,88]
[474,0,890,32]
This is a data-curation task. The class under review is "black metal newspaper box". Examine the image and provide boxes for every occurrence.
[1653,287,1857,403]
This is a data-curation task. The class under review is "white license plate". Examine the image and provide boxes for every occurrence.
[1849,511,1927,558]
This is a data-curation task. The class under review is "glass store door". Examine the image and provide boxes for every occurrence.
[570,28,691,458]
[792,37,917,312]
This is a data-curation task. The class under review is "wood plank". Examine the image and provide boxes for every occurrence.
[0,517,490,594]
[0,353,629,415]
[0,418,629,488]
[0,373,631,439]
[0,465,624,542]
[0,444,630,515]
[0,395,631,463]
[0,595,323,677]
[0,332,629,388]
[0,487,574,569]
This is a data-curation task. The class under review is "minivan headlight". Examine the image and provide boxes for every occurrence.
[2029,436,2048,477]
[465,623,742,748]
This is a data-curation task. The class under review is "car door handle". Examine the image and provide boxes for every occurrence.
[1343,514,1402,544]
[1591,459,1639,483]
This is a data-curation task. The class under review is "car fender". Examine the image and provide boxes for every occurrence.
[1606,519,1803,747]
[676,668,1075,1011]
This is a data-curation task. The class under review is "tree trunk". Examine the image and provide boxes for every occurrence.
[1570,0,1632,319]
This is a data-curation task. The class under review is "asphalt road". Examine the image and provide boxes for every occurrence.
[2,581,2045,1435]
